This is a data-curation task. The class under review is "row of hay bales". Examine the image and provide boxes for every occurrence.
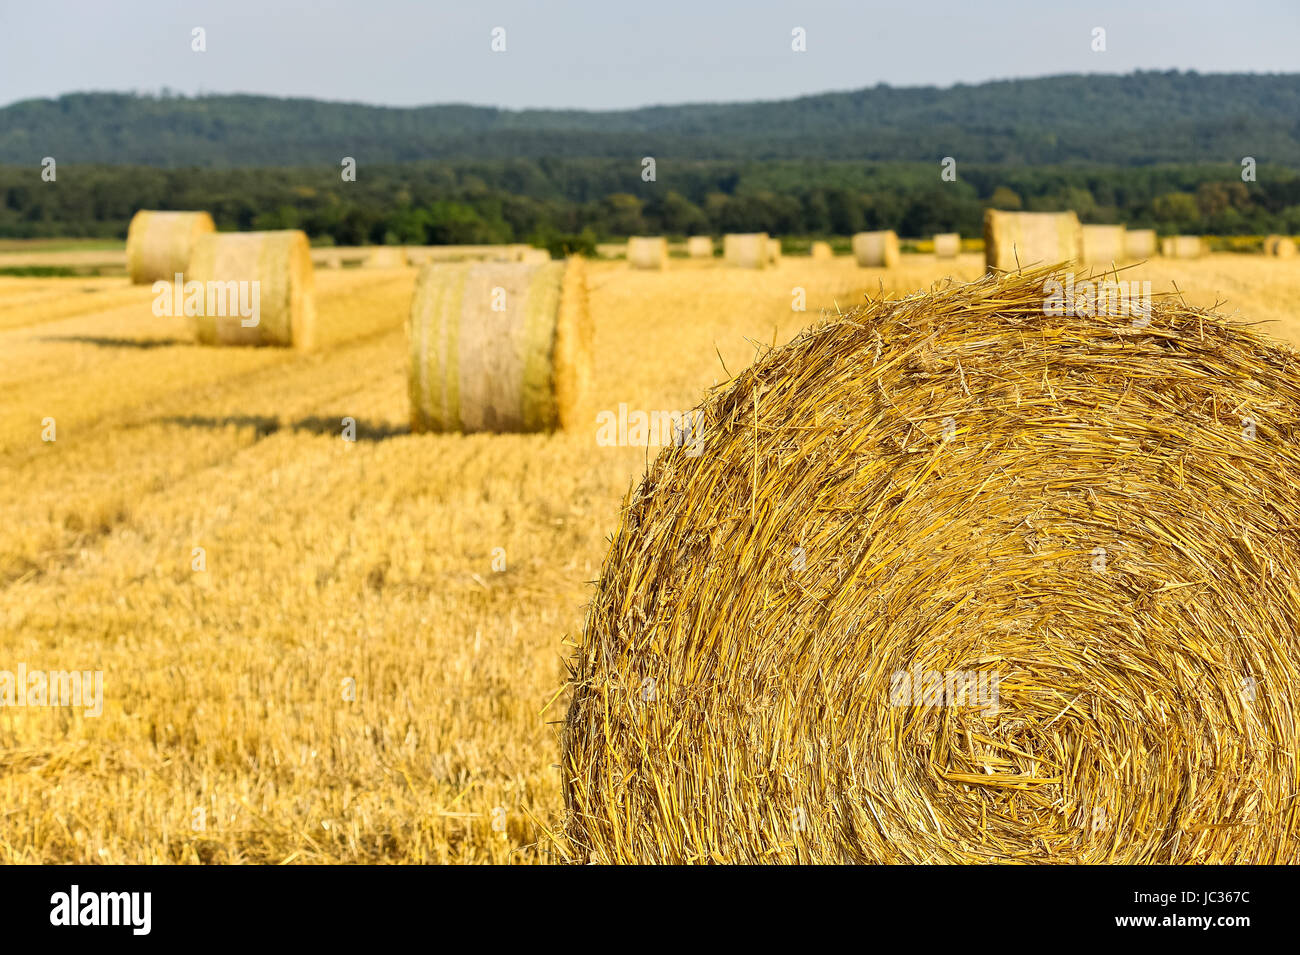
[627,234,784,269]
[984,211,1221,271]
[125,210,589,434]
[625,224,1299,273]
[126,211,315,347]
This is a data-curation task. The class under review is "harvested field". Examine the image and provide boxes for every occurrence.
[2,253,1300,862]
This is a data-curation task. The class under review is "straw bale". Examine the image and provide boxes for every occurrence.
[126,210,215,285]
[408,258,589,433]
[628,237,668,270]
[563,264,1300,864]
[932,233,961,259]
[687,236,715,258]
[853,231,900,267]
[1080,225,1127,264]
[984,210,1082,271]
[723,233,769,270]
[1124,229,1157,260]
[187,230,315,348]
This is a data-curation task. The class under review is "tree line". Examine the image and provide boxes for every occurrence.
[4,160,1298,249]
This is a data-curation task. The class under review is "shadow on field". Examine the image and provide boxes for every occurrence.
[38,335,189,349]
[162,414,407,441]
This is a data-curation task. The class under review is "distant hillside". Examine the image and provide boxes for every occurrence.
[4,71,1300,167]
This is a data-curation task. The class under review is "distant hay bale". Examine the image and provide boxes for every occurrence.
[852,230,900,268]
[407,258,590,433]
[932,233,961,259]
[125,210,216,285]
[1161,235,1204,259]
[1125,229,1158,260]
[627,237,668,270]
[984,210,1082,272]
[686,236,715,258]
[188,230,316,348]
[520,248,553,265]
[364,246,407,268]
[723,233,769,270]
[1080,225,1127,264]
[809,241,833,260]
[562,263,1300,864]
[767,238,783,265]
[1265,235,1297,259]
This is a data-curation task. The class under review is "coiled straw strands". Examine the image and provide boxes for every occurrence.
[563,264,1300,864]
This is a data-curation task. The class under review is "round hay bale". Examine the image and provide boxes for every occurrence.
[520,247,553,265]
[187,230,315,348]
[852,230,900,268]
[1080,224,1127,264]
[364,246,407,268]
[810,241,834,260]
[767,238,783,265]
[1265,235,1297,259]
[1161,235,1204,259]
[687,236,715,258]
[1124,229,1158,260]
[407,258,590,433]
[627,237,668,270]
[932,233,961,259]
[562,264,1300,864]
[125,210,216,285]
[723,233,769,270]
[984,210,1082,272]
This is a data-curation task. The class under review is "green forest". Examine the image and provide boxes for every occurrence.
[4,161,1298,247]
[3,72,1299,245]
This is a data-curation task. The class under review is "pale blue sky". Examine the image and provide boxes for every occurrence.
[1,0,1297,110]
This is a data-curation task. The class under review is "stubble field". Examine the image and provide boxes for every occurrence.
[1,250,1297,862]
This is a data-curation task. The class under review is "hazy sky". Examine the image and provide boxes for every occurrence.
[2,0,1297,110]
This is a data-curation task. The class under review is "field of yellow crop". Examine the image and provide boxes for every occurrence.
[1,251,1298,863]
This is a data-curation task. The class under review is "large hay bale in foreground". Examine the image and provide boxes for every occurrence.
[810,241,833,260]
[1080,224,1127,264]
[408,258,589,433]
[1125,229,1158,260]
[932,233,961,259]
[984,210,1082,272]
[126,210,216,285]
[687,236,715,258]
[562,264,1300,864]
[723,233,769,270]
[188,230,315,348]
[627,237,668,270]
[1265,235,1297,259]
[852,231,900,268]
[1161,235,1204,258]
